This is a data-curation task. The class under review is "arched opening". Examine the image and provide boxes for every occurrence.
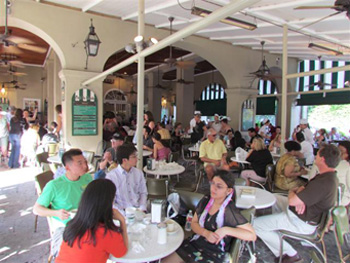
[104,89,130,119]
[195,83,226,118]
[241,99,255,131]
[256,80,278,126]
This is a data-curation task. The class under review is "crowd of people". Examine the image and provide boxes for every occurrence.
[0,105,62,169]
[23,108,349,263]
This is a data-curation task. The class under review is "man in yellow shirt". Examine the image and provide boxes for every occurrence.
[199,128,228,181]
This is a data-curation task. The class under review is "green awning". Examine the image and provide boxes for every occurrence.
[297,91,350,106]
[195,98,227,116]
[256,97,276,115]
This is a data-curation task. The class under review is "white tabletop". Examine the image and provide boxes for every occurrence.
[271,153,281,158]
[47,155,61,164]
[142,150,153,157]
[235,186,276,209]
[143,163,185,176]
[188,146,200,152]
[230,156,251,165]
[110,221,184,262]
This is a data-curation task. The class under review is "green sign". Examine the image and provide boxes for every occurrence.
[72,88,97,136]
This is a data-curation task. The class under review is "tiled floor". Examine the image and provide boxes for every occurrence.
[0,162,348,263]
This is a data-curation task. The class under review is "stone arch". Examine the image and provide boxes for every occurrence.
[7,17,66,68]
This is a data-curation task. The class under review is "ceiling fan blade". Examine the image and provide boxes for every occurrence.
[0,44,24,55]
[17,43,47,54]
[8,71,27,76]
[6,36,34,45]
[176,60,196,69]
[299,11,342,30]
[294,6,336,10]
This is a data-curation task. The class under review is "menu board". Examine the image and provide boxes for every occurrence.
[72,88,97,136]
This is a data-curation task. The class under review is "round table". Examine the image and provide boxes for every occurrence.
[235,186,276,209]
[47,155,61,164]
[230,156,250,165]
[142,150,152,157]
[143,164,185,180]
[188,146,200,152]
[110,221,184,263]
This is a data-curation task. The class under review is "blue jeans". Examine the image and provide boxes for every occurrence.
[9,134,21,168]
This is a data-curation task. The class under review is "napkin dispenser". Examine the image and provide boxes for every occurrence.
[151,199,166,223]
[147,158,155,170]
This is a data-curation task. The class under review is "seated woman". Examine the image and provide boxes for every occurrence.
[56,179,128,263]
[240,137,273,186]
[152,132,171,161]
[162,170,256,263]
[274,141,308,191]
[268,133,281,152]
[231,131,246,151]
[315,128,328,146]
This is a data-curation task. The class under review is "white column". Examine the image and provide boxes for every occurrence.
[176,66,194,126]
[58,69,103,152]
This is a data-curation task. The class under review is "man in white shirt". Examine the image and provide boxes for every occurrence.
[259,118,271,140]
[296,132,314,166]
[189,111,201,134]
[299,119,314,145]
[211,114,222,135]
[106,144,148,215]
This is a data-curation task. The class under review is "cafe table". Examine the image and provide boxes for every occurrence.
[230,156,251,165]
[143,163,185,181]
[110,220,184,263]
[188,145,200,153]
[235,186,276,209]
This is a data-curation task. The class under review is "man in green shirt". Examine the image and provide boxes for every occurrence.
[33,149,92,229]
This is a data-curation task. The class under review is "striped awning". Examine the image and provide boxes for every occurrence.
[297,60,350,105]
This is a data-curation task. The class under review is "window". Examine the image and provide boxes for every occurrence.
[196,83,227,116]
[200,83,226,101]
[241,100,254,131]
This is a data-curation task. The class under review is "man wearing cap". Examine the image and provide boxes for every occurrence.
[189,111,201,134]
[211,114,222,135]
[106,133,125,162]
[200,128,228,181]
[190,112,206,144]
[259,118,271,140]
[294,119,314,145]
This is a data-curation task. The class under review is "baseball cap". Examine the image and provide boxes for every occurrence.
[194,111,201,115]
[111,133,124,141]
[214,113,219,117]
[300,119,308,125]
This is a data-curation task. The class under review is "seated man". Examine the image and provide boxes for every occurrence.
[199,128,228,181]
[142,126,154,152]
[106,144,148,214]
[33,149,92,230]
[106,132,124,162]
[254,144,340,263]
[94,151,117,180]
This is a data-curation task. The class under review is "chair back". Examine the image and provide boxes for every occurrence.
[36,152,51,172]
[332,206,350,246]
[147,178,169,199]
[95,141,105,157]
[83,151,95,164]
[337,183,345,206]
[235,178,247,186]
[175,190,204,212]
[265,163,276,191]
[168,151,180,163]
[35,171,54,195]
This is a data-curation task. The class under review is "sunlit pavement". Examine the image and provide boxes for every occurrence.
[0,166,50,263]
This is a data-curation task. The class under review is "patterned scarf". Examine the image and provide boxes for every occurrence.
[191,192,233,252]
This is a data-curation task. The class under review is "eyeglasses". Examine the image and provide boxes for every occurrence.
[209,133,217,137]
[209,181,228,190]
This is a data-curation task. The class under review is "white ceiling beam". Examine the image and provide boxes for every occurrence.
[153,11,190,22]
[122,0,192,20]
[82,0,105,12]
[247,0,324,12]
[211,32,300,40]
[198,21,272,33]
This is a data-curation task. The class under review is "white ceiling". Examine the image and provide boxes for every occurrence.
[43,0,350,61]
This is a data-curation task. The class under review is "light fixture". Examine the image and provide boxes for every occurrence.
[84,19,101,69]
[308,43,343,56]
[191,7,257,31]
[1,84,5,94]
[125,37,158,54]
[161,97,167,108]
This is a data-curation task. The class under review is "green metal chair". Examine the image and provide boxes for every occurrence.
[146,178,169,201]
[332,206,350,263]
[278,209,332,263]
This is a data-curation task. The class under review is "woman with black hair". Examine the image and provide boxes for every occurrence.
[8,108,28,168]
[162,170,256,263]
[152,132,171,161]
[56,179,128,263]
[275,141,308,190]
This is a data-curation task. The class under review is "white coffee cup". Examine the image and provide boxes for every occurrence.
[125,207,136,224]
[167,221,175,232]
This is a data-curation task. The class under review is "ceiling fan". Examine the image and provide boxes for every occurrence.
[153,66,167,89]
[175,68,195,85]
[248,41,280,81]
[0,66,27,76]
[295,0,350,29]
[0,1,47,54]
[0,54,25,68]
[305,80,337,90]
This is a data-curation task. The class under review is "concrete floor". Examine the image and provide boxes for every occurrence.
[0,164,348,263]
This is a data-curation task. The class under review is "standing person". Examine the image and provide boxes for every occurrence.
[199,128,227,181]
[0,107,9,166]
[144,111,155,135]
[191,112,206,144]
[258,118,271,140]
[56,179,128,263]
[162,170,256,263]
[254,144,340,262]
[106,145,148,215]
[240,137,273,186]
[55,105,63,141]
[23,108,38,124]
[8,109,28,169]
[33,149,92,230]
[211,114,222,135]
[6,106,16,124]
[293,119,314,145]
[189,111,201,135]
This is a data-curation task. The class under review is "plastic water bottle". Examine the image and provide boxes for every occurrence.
[185,210,193,232]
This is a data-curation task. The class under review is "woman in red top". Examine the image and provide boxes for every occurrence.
[56,179,128,263]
